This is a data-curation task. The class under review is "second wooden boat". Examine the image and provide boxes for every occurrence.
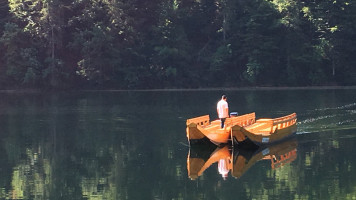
[231,113,297,146]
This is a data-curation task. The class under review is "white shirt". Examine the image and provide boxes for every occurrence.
[217,99,229,118]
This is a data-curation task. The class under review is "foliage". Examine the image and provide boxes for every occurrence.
[0,0,356,89]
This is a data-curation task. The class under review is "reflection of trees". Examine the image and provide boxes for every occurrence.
[8,148,50,200]
[0,132,51,199]
[184,133,356,199]
[290,134,356,200]
[0,92,185,199]
[0,92,356,199]
[0,94,126,199]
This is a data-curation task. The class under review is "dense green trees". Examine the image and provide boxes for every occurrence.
[0,0,355,89]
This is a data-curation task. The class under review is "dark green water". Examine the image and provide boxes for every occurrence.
[0,89,355,200]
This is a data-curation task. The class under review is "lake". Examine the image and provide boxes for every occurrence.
[0,88,355,200]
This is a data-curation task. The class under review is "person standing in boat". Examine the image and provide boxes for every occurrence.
[217,95,229,128]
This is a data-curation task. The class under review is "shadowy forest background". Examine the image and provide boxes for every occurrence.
[0,0,356,89]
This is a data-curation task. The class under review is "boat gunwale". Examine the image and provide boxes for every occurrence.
[187,112,297,146]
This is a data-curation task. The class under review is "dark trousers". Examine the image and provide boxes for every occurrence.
[220,118,226,128]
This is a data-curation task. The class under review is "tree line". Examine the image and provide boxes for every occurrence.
[0,0,355,89]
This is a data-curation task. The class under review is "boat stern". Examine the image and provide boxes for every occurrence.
[230,125,247,144]
[186,123,207,142]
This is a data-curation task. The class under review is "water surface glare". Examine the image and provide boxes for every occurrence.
[0,89,355,199]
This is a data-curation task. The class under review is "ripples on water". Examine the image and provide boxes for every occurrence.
[297,102,356,134]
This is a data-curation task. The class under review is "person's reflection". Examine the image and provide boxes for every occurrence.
[188,138,298,181]
[218,157,231,180]
[187,145,232,180]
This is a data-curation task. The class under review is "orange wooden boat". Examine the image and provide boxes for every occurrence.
[186,112,297,146]
[186,113,256,145]
[187,139,297,180]
[231,113,297,146]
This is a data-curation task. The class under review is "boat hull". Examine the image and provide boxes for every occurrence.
[231,113,297,146]
[186,113,256,145]
[187,112,297,146]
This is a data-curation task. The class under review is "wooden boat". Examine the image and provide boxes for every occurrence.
[187,139,297,180]
[186,112,297,146]
[186,113,256,145]
[231,113,297,146]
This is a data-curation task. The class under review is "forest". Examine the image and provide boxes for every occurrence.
[0,0,355,89]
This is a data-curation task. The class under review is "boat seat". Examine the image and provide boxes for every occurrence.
[205,124,220,130]
[245,122,269,130]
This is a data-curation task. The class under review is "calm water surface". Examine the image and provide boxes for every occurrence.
[0,89,355,200]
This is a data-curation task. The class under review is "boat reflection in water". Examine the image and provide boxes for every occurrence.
[187,138,298,180]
